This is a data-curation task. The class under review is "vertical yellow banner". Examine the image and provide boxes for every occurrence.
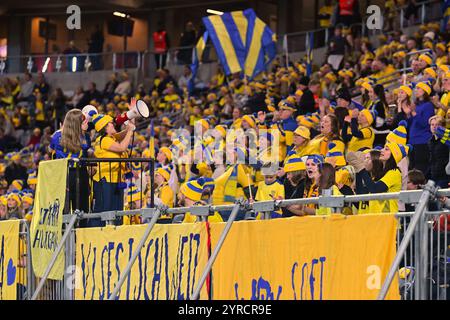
[30,159,68,280]
[0,220,20,300]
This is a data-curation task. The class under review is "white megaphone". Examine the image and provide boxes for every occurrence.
[81,104,98,121]
[115,99,150,126]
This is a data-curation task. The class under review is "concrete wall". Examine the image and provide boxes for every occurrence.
[0,69,139,96]
[29,16,149,54]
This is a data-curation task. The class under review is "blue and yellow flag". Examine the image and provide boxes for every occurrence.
[443,0,450,32]
[189,31,209,95]
[201,8,276,79]
[149,119,155,159]
[306,32,314,77]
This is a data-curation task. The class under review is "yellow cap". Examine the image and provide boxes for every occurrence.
[416,82,432,95]
[156,167,171,181]
[399,85,413,97]
[242,115,256,128]
[294,126,311,140]
[92,114,113,132]
[419,54,432,66]
[180,179,204,202]
[424,67,437,79]
[284,154,306,172]
[386,142,410,164]
[159,147,173,161]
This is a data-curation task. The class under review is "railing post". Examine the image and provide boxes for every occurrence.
[112,53,116,72]
[191,201,243,300]
[418,208,430,300]
[108,207,161,300]
[377,180,436,300]
[25,221,34,300]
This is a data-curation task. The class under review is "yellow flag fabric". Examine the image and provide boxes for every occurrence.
[75,223,209,300]
[30,159,68,280]
[210,214,400,300]
[0,220,20,300]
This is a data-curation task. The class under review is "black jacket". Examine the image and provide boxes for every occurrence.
[244,92,267,113]
[297,89,316,115]
[282,178,305,218]
[4,163,28,187]
[429,136,450,180]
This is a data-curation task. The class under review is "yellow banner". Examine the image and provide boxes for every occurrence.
[0,220,20,300]
[74,223,209,300]
[30,159,68,280]
[210,214,400,300]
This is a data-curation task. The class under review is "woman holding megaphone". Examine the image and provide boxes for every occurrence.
[90,99,137,226]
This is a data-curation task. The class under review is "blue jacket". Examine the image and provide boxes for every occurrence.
[407,101,434,145]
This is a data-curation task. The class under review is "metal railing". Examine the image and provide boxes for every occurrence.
[283,0,442,56]
[17,181,449,300]
[0,0,442,76]
[72,157,155,217]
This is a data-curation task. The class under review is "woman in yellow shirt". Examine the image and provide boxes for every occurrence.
[302,161,342,216]
[91,113,135,226]
[307,114,342,157]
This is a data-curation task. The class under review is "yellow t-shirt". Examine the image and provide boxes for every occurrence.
[155,183,175,221]
[379,169,402,213]
[36,100,45,121]
[316,185,342,216]
[437,93,449,119]
[93,136,127,183]
[347,126,375,152]
[255,180,285,217]
[358,199,383,214]
[305,135,326,156]
[183,208,224,223]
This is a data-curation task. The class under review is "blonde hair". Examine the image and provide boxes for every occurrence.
[61,109,83,153]
[429,115,444,126]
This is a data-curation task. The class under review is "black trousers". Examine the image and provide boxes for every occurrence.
[66,166,90,214]
[409,144,430,176]
[155,53,167,69]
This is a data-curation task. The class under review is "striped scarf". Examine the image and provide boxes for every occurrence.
[223,165,238,203]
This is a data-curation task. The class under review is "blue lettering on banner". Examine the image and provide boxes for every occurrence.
[234,257,327,300]
[0,235,18,299]
[78,232,202,300]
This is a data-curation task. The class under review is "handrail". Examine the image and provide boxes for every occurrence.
[377,180,437,300]
[63,187,450,222]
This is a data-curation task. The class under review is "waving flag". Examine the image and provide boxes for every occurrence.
[149,119,155,159]
[306,32,314,76]
[201,8,277,79]
[443,0,450,32]
[189,31,209,95]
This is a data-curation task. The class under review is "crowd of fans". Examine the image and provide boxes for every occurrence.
[0,13,450,226]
